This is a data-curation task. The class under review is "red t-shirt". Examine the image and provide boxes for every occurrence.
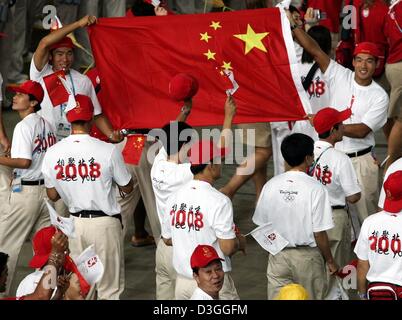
[307,0,343,33]
[355,0,388,53]
[385,2,402,63]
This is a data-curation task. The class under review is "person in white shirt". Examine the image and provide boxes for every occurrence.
[354,171,402,300]
[151,95,236,300]
[162,139,246,300]
[30,15,121,143]
[378,158,402,210]
[41,94,133,300]
[289,11,389,226]
[0,80,56,295]
[190,245,225,300]
[253,133,337,300]
[312,107,362,299]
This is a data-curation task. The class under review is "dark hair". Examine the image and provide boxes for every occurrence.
[159,121,193,156]
[289,5,300,14]
[281,133,314,167]
[192,267,200,275]
[131,0,156,16]
[0,252,9,275]
[190,163,208,175]
[246,0,268,9]
[28,94,41,113]
[302,26,332,63]
[318,123,340,139]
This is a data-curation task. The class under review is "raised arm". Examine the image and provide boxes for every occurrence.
[287,10,330,73]
[34,15,97,72]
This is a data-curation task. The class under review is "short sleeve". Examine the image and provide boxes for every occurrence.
[312,186,334,232]
[361,91,389,132]
[161,196,174,240]
[323,59,352,90]
[110,146,131,187]
[338,156,361,197]
[212,196,236,240]
[41,153,55,188]
[354,219,370,261]
[11,122,33,160]
[30,55,52,81]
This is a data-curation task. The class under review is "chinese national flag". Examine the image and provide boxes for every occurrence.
[43,70,69,107]
[122,134,146,165]
[88,8,310,129]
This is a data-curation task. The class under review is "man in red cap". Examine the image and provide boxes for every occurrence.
[41,94,133,299]
[312,107,362,299]
[30,15,122,144]
[0,80,56,295]
[288,11,389,227]
[190,245,225,300]
[162,137,246,300]
[354,171,402,300]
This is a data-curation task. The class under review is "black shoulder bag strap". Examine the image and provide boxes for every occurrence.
[302,62,319,91]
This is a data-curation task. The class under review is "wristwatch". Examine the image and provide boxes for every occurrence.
[290,24,298,31]
[358,292,368,300]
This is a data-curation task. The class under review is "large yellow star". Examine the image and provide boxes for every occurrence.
[210,21,222,30]
[222,61,233,71]
[234,24,269,55]
[200,32,212,43]
[204,49,216,60]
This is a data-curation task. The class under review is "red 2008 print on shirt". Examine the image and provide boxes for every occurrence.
[170,203,204,232]
[55,157,101,183]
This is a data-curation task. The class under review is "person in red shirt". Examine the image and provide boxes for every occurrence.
[384,0,402,170]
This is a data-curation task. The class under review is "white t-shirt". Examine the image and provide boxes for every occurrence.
[354,211,402,286]
[253,171,334,247]
[378,158,402,209]
[30,57,102,140]
[42,134,131,215]
[11,113,57,181]
[190,287,214,300]
[324,60,389,153]
[150,145,193,225]
[299,62,331,114]
[313,141,361,206]
[162,179,236,279]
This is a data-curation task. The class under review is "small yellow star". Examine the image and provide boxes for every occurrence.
[137,137,143,142]
[221,61,233,71]
[210,21,222,30]
[200,32,212,43]
[204,49,216,60]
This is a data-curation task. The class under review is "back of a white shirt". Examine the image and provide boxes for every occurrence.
[42,134,130,214]
[11,113,57,181]
[354,211,402,286]
[253,171,334,247]
[162,180,236,279]
[150,146,193,225]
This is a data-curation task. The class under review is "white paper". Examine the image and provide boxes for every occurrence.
[46,200,76,238]
[276,0,291,9]
[73,245,104,286]
[248,222,289,255]
[223,70,239,96]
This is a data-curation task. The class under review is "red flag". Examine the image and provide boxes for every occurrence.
[43,70,69,107]
[122,135,146,165]
[88,8,309,129]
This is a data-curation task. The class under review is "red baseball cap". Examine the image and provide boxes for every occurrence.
[353,42,382,58]
[169,73,199,101]
[383,171,402,214]
[190,245,224,269]
[29,226,57,269]
[8,80,44,104]
[66,94,94,123]
[188,139,229,166]
[313,107,352,135]
[50,37,75,51]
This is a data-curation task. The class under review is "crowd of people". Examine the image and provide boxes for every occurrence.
[0,0,401,301]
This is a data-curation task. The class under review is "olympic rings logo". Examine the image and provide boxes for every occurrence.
[283,194,295,202]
